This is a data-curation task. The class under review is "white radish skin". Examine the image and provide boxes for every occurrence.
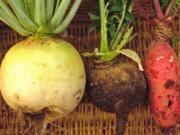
[0,37,86,119]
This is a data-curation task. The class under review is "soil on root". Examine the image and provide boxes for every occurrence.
[88,62,147,135]
[89,62,147,113]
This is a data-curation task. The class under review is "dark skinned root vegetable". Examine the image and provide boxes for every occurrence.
[18,109,61,135]
[88,61,147,135]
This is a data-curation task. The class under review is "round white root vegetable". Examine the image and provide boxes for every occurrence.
[0,0,84,133]
[0,37,86,120]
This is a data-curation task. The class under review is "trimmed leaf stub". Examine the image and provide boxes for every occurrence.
[116,49,144,71]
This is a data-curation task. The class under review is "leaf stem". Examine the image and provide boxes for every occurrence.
[99,0,109,53]
[23,0,31,17]
[26,0,35,20]
[52,0,82,34]
[165,0,176,16]
[116,26,133,50]
[34,0,46,26]
[153,0,165,19]
[50,0,71,28]
[0,0,31,36]
[111,30,123,50]
[110,0,127,49]
[8,0,37,32]
[46,0,55,22]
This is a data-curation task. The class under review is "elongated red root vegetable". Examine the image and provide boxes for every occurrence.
[141,0,180,133]
[144,41,180,128]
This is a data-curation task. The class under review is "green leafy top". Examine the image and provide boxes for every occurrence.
[155,0,180,19]
[160,0,180,14]
[0,0,81,37]
[84,0,143,70]
[134,0,180,21]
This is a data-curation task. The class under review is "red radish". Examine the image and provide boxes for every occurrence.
[144,41,180,128]
[134,0,180,134]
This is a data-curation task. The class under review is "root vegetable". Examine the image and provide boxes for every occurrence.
[134,0,180,133]
[84,0,147,134]
[144,41,180,128]
[89,62,146,135]
[0,0,85,134]
[0,37,85,118]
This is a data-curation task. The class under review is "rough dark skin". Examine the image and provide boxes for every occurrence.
[89,62,147,135]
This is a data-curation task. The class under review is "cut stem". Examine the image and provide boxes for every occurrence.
[153,0,165,19]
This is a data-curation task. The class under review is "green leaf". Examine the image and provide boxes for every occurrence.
[85,0,137,63]
[109,0,128,51]
[116,49,143,71]
[88,12,100,21]
[171,36,180,46]
[108,4,121,13]
[125,11,135,23]
[89,22,100,32]
[173,0,180,12]
[160,0,170,10]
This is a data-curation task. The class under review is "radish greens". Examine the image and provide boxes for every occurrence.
[84,0,143,70]
[0,0,81,36]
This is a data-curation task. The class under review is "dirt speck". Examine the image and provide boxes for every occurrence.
[79,74,85,79]
[54,90,58,94]
[15,94,20,101]
[164,79,175,89]
[74,89,81,97]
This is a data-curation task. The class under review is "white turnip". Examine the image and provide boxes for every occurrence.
[0,0,85,134]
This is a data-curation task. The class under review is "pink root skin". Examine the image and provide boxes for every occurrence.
[144,42,180,128]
